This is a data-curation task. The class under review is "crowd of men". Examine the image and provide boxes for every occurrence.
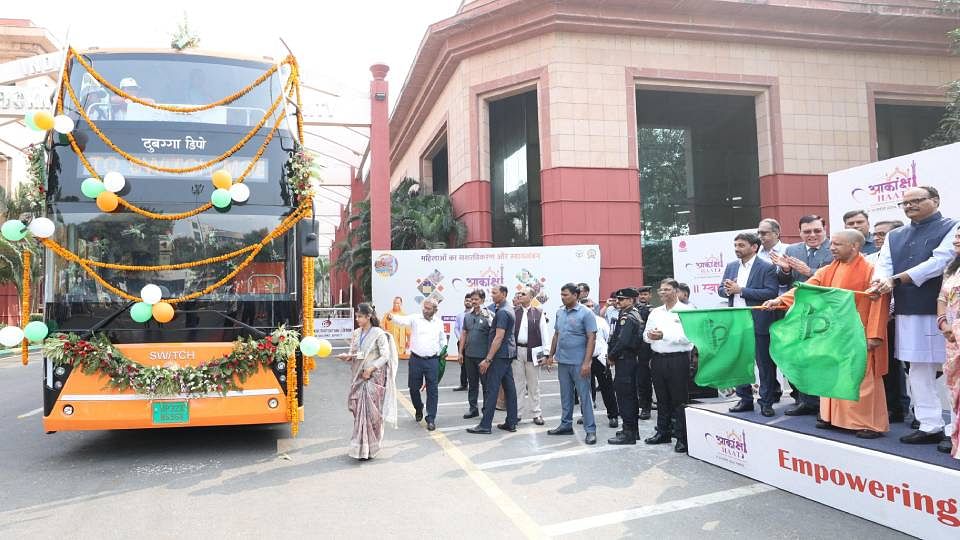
[389,185,955,457]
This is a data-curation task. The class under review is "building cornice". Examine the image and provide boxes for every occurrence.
[391,0,959,167]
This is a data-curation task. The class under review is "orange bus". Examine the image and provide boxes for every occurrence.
[41,48,313,432]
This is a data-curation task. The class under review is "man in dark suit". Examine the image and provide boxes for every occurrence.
[771,214,834,416]
[719,232,780,417]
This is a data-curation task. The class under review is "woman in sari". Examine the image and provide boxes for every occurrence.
[936,229,960,459]
[338,303,398,460]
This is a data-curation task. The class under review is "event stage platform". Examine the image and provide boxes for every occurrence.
[686,401,960,539]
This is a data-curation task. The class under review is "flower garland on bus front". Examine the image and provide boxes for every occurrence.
[43,326,299,397]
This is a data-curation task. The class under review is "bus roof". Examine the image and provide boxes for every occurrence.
[75,48,278,67]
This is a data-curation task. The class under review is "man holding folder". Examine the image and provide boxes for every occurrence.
[719,232,780,417]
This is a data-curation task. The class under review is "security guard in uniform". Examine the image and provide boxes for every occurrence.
[635,285,654,420]
[607,287,644,445]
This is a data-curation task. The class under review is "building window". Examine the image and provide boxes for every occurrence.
[875,103,945,161]
[489,90,541,247]
[431,145,449,195]
[637,90,760,285]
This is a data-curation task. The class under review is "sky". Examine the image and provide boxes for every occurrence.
[6,0,463,101]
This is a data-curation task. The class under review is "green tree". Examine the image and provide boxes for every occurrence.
[924,0,960,148]
[334,177,468,298]
[0,185,44,310]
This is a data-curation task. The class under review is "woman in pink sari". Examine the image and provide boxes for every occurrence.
[936,229,960,459]
[338,303,398,460]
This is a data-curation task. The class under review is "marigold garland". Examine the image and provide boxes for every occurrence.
[287,352,299,436]
[68,48,293,114]
[44,198,312,305]
[42,326,300,397]
[21,250,30,366]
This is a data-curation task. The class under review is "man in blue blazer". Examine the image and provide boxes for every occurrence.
[771,214,834,416]
[718,232,780,417]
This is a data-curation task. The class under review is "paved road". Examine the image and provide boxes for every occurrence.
[0,352,908,539]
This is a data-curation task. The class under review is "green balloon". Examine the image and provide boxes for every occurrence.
[211,188,232,209]
[1,220,27,241]
[23,321,49,343]
[81,178,106,199]
[130,302,153,323]
[24,112,39,131]
[299,336,320,356]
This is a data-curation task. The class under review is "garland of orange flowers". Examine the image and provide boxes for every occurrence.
[67,47,293,114]
[301,254,316,383]
[44,198,312,305]
[62,67,295,175]
[21,250,30,366]
[287,351,299,435]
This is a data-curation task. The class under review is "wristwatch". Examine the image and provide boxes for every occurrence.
[892,276,902,287]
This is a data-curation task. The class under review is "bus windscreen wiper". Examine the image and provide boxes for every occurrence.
[80,300,135,339]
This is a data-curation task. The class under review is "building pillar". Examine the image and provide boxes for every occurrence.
[450,180,493,247]
[369,64,391,251]
[759,173,829,243]
[540,167,643,296]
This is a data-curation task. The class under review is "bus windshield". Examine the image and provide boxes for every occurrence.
[65,52,283,127]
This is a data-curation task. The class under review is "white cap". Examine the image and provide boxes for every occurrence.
[119,77,139,88]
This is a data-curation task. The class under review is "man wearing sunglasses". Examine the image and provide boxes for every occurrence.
[869,186,958,449]
[773,214,834,417]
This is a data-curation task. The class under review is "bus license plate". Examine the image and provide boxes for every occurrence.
[152,401,189,424]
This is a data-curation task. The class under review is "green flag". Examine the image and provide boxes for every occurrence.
[678,308,756,389]
[769,282,866,401]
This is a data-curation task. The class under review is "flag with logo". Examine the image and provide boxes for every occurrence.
[769,282,866,401]
[678,308,756,389]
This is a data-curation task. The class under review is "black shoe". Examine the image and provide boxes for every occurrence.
[463,409,479,419]
[674,440,688,453]
[547,426,574,435]
[415,410,423,422]
[608,431,637,445]
[728,400,754,413]
[815,418,833,430]
[644,431,671,445]
[466,426,491,434]
[937,438,953,454]
[585,433,597,445]
[533,416,544,426]
[899,429,944,444]
[760,405,775,417]
[639,409,652,420]
[910,419,921,430]
[784,404,818,416]
[426,422,436,431]
[608,417,619,428]
[452,386,467,392]
[856,429,882,439]
[576,418,584,425]
[772,392,783,404]
[888,410,905,423]
[497,423,517,432]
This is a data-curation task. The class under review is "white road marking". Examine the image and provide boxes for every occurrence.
[436,392,561,407]
[476,443,630,470]
[541,483,777,536]
[17,407,43,419]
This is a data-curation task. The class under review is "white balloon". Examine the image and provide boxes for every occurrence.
[140,284,163,305]
[229,183,250,202]
[103,171,126,193]
[53,115,75,134]
[0,326,25,348]
[28,217,56,238]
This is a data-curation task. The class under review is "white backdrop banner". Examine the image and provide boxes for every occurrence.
[371,245,601,335]
[828,142,960,230]
[672,229,754,309]
[687,407,960,539]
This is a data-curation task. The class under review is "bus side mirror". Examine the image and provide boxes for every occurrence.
[297,220,320,258]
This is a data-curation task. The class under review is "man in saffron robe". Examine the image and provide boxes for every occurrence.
[382,296,412,360]
[764,229,890,438]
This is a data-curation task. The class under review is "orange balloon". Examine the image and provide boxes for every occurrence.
[152,302,175,323]
[212,169,233,190]
[33,111,55,131]
[96,191,119,212]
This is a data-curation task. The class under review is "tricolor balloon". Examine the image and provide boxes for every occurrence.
[1,220,27,241]
[28,217,56,238]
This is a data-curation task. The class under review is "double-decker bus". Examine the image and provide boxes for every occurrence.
[41,48,313,432]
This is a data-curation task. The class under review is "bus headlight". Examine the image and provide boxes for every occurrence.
[267,398,279,409]
[275,361,285,371]
[63,405,74,416]
[54,366,66,377]
[279,375,286,382]
[54,381,63,389]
